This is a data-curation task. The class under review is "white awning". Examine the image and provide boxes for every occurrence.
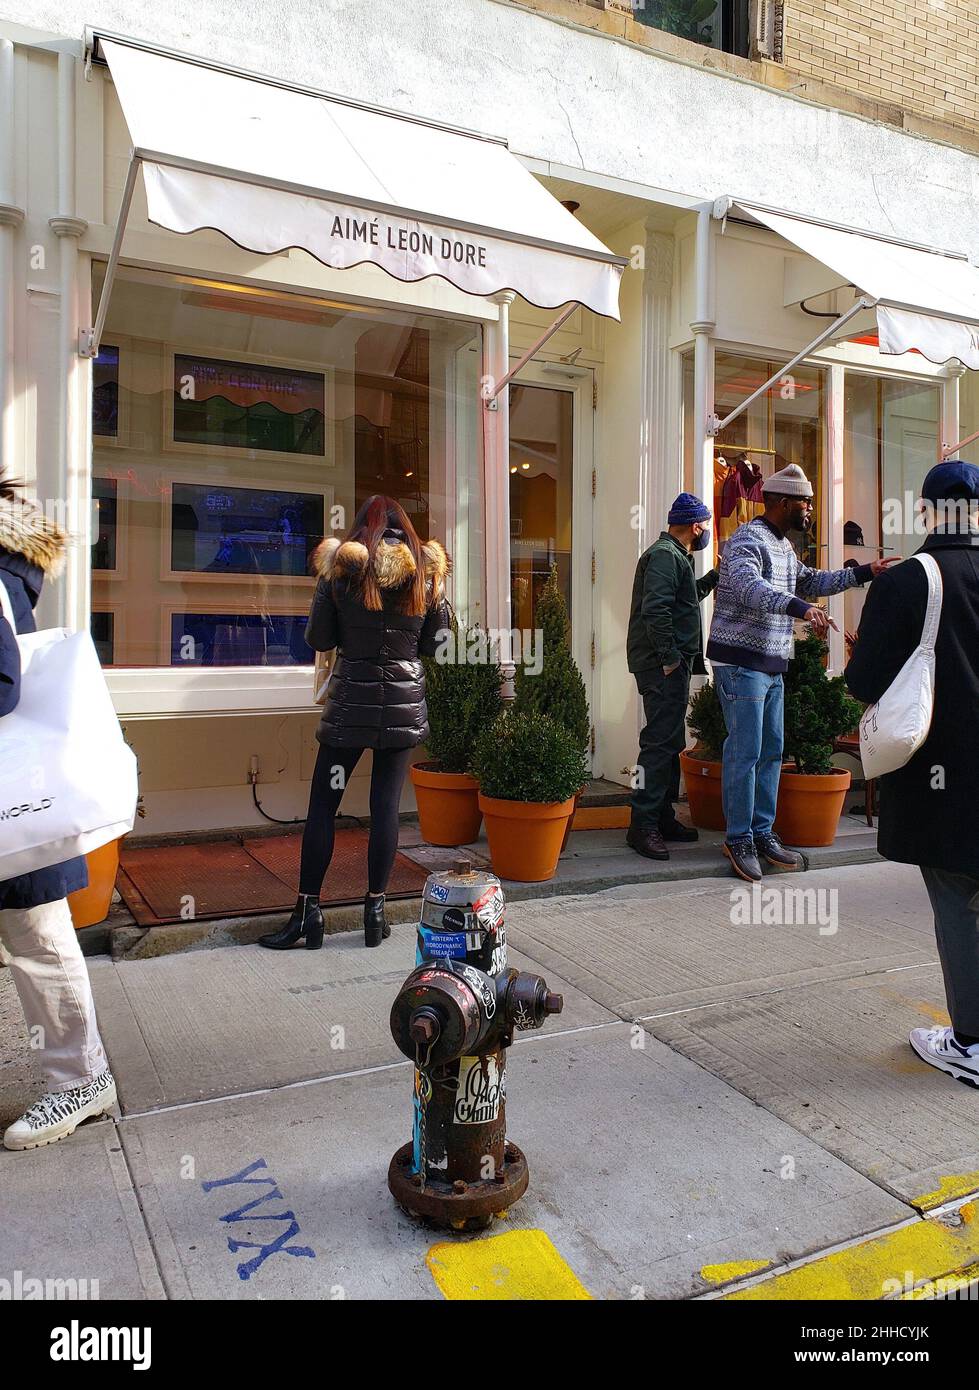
[722,199,979,369]
[98,38,625,320]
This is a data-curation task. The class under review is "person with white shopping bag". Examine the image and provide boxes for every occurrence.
[845,461,979,1089]
[0,479,119,1149]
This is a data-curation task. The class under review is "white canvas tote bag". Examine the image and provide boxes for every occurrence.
[858,553,942,780]
[0,578,138,879]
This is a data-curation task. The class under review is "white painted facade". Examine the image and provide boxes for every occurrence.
[1,0,976,833]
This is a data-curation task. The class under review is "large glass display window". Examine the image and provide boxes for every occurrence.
[90,268,484,677]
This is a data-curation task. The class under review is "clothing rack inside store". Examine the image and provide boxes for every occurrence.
[713,443,778,455]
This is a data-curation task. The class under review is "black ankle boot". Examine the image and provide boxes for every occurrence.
[258,894,324,951]
[364,893,390,948]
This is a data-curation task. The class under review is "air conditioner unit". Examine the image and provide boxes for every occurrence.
[753,0,783,61]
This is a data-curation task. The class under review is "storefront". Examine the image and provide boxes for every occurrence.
[5,8,979,834]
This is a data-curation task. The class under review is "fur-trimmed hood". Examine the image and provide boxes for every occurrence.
[0,494,67,578]
[312,535,450,597]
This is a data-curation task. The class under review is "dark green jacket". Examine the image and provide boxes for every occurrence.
[627,532,718,678]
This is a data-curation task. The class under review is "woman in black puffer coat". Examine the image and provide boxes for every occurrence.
[259,495,449,952]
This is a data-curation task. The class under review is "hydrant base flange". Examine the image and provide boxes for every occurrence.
[387,1141,529,1232]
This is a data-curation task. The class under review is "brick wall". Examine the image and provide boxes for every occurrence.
[783,0,979,132]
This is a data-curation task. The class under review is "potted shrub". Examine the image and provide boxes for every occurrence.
[411,615,502,846]
[473,708,588,882]
[513,564,590,849]
[679,679,727,831]
[775,634,863,847]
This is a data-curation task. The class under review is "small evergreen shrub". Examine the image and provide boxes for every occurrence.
[687,680,727,761]
[513,565,590,755]
[783,635,863,776]
[422,613,503,774]
[473,708,588,804]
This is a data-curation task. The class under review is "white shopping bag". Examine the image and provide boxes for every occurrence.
[0,579,138,879]
[858,553,942,780]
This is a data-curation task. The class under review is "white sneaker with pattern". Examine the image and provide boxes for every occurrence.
[3,1070,117,1151]
[909,1027,979,1089]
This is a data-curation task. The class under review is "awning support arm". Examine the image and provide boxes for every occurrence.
[78,152,140,358]
[483,303,577,409]
[942,425,979,460]
[710,297,875,435]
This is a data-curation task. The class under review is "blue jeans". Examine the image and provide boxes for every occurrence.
[714,666,784,843]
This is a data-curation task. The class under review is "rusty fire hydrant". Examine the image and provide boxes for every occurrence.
[387,864,562,1230]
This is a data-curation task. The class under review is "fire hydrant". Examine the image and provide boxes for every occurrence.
[387,862,563,1230]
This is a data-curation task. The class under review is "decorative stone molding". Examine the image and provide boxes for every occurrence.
[48,216,88,239]
[0,203,25,228]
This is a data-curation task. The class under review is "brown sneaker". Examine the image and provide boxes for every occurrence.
[626,826,670,860]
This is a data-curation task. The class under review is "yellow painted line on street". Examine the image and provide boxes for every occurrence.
[912,1172,979,1212]
[427,1229,592,1300]
[701,1260,772,1284]
[723,1203,979,1301]
[901,1260,979,1299]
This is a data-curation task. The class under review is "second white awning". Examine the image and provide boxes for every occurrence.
[98,37,625,319]
[721,199,979,369]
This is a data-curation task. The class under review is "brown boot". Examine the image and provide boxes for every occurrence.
[626,826,670,860]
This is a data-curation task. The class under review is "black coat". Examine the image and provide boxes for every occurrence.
[0,499,88,909]
[306,534,450,750]
[844,529,979,878]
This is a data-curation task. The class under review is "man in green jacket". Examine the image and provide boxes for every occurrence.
[626,493,718,859]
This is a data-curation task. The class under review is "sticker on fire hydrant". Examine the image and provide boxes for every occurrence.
[453,1056,505,1125]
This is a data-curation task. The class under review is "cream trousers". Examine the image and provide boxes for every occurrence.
[0,898,109,1092]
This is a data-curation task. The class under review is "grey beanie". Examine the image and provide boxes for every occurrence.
[764,463,813,498]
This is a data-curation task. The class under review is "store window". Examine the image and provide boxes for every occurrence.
[843,374,939,633]
[630,0,751,58]
[956,369,979,469]
[683,351,825,567]
[90,267,483,674]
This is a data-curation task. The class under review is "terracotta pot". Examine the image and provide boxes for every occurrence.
[679,751,725,831]
[774,767,851,847]
[477,792,576,882]
[410,763,482,846]
[559,785,587,854]
[68,837,121,930]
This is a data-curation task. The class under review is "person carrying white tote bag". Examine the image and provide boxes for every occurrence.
[858,553,942,780]
[0,573,138,880]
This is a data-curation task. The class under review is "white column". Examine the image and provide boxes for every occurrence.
[52,52,89,632]
[0,38,25,480]
[639,225,676,550]
[482,291,515,693]
[826,363,846,673]
[941,359,966,459]
[691,208,716,606]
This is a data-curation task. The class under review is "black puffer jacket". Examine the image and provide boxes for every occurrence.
[306,531,450,749]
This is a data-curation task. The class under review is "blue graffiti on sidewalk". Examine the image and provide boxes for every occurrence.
[201,1158,316,1281]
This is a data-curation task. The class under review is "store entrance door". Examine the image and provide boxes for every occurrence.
[507,365,594,759]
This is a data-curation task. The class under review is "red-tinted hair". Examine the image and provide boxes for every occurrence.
[344,495,428,616]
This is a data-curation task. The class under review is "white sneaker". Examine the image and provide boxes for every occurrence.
[3,1070,117,1151]
[909,1026,979,1089]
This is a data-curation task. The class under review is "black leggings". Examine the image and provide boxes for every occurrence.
[298,743,413,898]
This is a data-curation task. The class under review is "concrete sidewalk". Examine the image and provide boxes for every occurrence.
[2,860,978,1301]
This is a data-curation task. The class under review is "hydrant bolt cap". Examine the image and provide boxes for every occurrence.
[408,1010,440,1045]
[544,991,564,1016]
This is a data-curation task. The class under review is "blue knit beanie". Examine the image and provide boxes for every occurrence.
[920,459,979,504]
[668,492,711,525]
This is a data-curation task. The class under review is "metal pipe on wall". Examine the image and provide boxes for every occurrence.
[0,38,25,480]
[50,49,90,631]
[691,207,716,612]
[482,291,515,694]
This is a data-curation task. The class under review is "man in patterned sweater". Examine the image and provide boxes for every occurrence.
[706,463,897,882]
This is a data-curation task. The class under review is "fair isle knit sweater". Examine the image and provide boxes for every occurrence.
[706,517,873,674]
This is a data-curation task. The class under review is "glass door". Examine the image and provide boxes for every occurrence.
[507,367,594,754]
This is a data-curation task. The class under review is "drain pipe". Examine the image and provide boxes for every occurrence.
[0,38,25,478]
[50,50,90,631]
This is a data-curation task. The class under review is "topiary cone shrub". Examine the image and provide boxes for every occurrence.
[686,679,727,761]
[412,611,503,846]
[513,565,590,756]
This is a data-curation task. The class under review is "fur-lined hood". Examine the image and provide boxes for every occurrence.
[0,494,67,578]
[312,535,450,596]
